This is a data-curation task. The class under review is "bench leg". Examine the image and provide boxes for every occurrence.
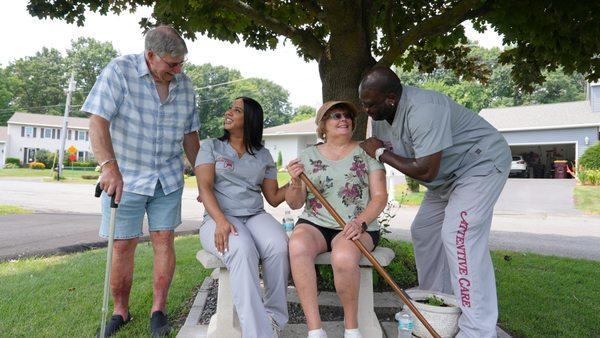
[207,267,242,338]
[357,267,382,338]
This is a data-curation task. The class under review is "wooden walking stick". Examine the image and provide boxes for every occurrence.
[299,173,441,338]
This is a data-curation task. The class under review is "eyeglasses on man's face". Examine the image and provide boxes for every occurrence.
[328,111,353,120]
[156,53,186,69]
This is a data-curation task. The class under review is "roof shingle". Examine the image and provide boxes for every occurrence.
[7,112,89,129]
[480,101,600,130]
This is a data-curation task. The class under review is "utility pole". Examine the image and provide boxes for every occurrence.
[58,74,76,180]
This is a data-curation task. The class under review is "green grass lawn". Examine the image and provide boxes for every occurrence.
[2,235,598,337]
[493,251,600,337]
[394,183,425,206]
[0,205,31,216]
[0,168,98,183]
[574,185,600,215]
[0,236,209,337]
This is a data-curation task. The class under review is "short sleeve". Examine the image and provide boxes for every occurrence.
[408,103,453,158]
[262,150,278,180]
[185,81,200,133]
[362,148,385,173]
[81,62,125,121]
[195,139,215,166]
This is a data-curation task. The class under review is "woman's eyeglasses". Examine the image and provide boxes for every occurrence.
[328,112,353,120]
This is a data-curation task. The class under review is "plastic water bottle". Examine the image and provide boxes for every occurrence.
[395,311,414,338]
[282,209,294,236]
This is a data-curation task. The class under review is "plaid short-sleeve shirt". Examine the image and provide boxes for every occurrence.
[82,53,200,196]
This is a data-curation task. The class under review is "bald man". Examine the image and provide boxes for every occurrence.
[358,67,510,338]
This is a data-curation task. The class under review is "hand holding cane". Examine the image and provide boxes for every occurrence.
[298,172,440,338]
[95,184,118,338]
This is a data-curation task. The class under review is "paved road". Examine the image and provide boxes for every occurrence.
[0,213,200,261]
[1,178,599,261]
[495,178,581,216]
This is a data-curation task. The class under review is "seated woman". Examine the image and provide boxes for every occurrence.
[195,97,289,337]
[285,101,387,338]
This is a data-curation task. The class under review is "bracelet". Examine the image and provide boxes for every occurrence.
[99,158,116,169]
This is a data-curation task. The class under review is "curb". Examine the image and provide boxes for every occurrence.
[177,276,213,338]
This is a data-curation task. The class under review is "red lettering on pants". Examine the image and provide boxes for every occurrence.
[456,211,471,307]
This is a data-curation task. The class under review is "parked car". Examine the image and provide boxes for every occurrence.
[510,155,527,177]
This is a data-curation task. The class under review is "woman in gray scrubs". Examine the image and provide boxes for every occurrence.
[195,97,290,337]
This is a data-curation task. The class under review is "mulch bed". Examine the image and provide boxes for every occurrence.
[199,279,398,324]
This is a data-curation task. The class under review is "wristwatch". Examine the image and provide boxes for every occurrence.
[375,147,387,162]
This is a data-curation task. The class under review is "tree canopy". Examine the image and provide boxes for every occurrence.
[186,63,294,138]
[397,45,587,113]
[0,37,118,123]
[27,1,600,138]
[0,39,296,129]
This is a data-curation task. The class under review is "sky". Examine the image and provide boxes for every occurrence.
[0,1,503,109]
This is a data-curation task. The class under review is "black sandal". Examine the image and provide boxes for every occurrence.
[150,311,171,337]
[96,311,132,337]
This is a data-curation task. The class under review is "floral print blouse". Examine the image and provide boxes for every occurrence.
[298,144,385,231]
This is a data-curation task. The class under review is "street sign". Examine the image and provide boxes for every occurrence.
[69,154,76,162]
[68,146,77,155]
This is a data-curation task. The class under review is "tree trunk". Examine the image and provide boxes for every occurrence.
[318,1,376,141]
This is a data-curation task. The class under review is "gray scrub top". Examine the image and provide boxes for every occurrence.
[195,138,278,217]
[372,85,511,192]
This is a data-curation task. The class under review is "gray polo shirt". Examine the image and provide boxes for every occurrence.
[372,85,511,192]
[195,138,278,217]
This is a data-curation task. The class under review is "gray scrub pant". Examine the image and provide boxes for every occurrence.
[200,212,290,338]
[411,169,508,338]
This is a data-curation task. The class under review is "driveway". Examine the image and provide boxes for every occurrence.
[495,178,580,216]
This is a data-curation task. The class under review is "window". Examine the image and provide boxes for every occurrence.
[78,151,85,161]
[68,130,72,140]
[77,130,86,141]
[25,126,34,138]
[44,128,52,138]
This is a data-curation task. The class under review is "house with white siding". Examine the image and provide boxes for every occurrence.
[4,112,92,165]
[0,127,7,167]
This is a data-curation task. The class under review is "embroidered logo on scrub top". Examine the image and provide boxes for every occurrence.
[215,156,234,171]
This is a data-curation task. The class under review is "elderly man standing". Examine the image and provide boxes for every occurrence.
[358,67,510,338]
[83,26,199,337]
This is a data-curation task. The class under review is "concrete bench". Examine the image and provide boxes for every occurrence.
[196,246,396,337]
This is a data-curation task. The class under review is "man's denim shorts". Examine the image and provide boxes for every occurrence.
[100,181,183,239]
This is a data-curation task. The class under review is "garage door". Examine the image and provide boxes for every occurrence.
[509,142,576,178]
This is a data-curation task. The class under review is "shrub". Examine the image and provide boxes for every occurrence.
[579,142,600,170]
[405,176,420,193]
[35,149,56,169]
[6,158,20,166]
[81,174,100,180]
[3,163,19,169]
[577,169,600,186]
[28,162,46,170]
[69,161,97,167]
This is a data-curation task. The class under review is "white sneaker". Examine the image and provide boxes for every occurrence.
[307,328,328,338]
[344,328,363,338]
